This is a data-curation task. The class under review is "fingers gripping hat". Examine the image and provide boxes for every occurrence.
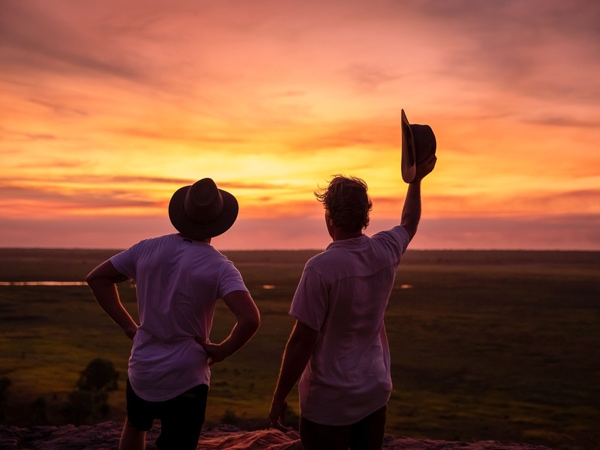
[401,109,437,183]
[169,178,239,240]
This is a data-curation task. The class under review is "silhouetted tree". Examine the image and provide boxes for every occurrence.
[61,389,110,426]
[61,358,119,425]
[77,358,119,392]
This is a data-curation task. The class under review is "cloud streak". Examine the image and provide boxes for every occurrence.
[0,2,144,83]
[1,0,599,249]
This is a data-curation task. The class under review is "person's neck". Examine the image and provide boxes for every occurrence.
[178,233,211,244]
[330,228,362,241]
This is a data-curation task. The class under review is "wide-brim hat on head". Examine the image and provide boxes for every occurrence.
[401,109,437,183]
[169,178,239,240]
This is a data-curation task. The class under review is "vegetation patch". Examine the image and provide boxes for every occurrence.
[1,249,599,449]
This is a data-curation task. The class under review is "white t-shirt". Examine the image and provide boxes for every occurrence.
[111,234,248,402]
[290,226,410,426]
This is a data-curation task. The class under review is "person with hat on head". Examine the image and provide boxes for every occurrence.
[86,178,260,450]
[269,110,437,450]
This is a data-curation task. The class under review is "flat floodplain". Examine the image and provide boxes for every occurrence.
[0,248,599,449]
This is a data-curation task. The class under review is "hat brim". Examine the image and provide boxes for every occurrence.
[401,109,416,183]
[168,186,239,240]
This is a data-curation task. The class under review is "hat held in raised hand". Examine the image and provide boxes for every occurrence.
[169,178,239,240]
[401,109,437,183]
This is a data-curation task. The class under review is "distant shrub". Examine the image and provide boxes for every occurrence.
[61,358,119,425]
[221,409,241,425]
[61,389,110,426]
[77,358,119,392]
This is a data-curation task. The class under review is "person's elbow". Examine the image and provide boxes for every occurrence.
[243,307,261,334]
[85,271,105,289]
[85,260,120,289]
[224,290,261,337]
[238,303,261,336]
[289,321,319,351]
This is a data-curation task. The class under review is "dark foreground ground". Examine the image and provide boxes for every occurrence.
[0,422,554,450]
[1,249,599,450]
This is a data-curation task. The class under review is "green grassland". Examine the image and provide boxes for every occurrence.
[1,248,599,449]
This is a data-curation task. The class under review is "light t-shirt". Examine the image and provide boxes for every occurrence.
[111,234,248,402]
[290,226,410,426]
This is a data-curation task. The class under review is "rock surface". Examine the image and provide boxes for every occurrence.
[0,422,553,450]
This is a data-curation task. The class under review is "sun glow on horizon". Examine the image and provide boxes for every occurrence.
[1,0,599,250]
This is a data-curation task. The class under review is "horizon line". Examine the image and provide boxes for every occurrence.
[1,246,599,253]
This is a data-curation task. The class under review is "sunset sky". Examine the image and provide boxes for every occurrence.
[1,0,599,251]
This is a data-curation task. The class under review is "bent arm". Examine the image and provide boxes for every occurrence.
[197,290,260,364]
[86,260,138,339]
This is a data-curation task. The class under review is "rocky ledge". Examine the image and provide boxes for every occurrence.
[0,422,553,450]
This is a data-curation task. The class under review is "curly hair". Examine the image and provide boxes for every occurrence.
[315,175,372,232]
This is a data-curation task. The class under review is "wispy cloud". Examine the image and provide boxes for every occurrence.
[0,2,144,82]
[1,0,599,249]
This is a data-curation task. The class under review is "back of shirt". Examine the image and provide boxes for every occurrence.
[290,226,410,425]
[111,234,248,402]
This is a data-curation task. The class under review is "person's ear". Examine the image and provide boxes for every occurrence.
[325,213,334,228]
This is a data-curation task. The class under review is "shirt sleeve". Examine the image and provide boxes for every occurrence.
[289,265,328,331]
[373,225,411,265]
[110,246,137,280]
[217,260,249,298]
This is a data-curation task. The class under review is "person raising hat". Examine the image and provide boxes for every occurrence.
[269,110,436,450]
[86,178,260,450]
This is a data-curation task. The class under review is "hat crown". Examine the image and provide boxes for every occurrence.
[184,178,223,223]
[401,109,436,183]
[410,124,436,164]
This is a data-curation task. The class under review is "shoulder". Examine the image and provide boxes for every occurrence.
[112,235,175,261]
[303,248,336,271]
[205,249,244,278]
[372,226,410,247]
[361,226,411,264]
[125,234,174,250]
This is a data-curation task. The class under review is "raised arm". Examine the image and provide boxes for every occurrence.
[400,153,437,241]
[86,260,139,339]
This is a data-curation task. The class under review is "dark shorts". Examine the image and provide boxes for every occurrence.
[300,405,387,450]
[126,380,209,450]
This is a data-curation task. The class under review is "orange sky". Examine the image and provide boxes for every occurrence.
[1,0,599,250]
